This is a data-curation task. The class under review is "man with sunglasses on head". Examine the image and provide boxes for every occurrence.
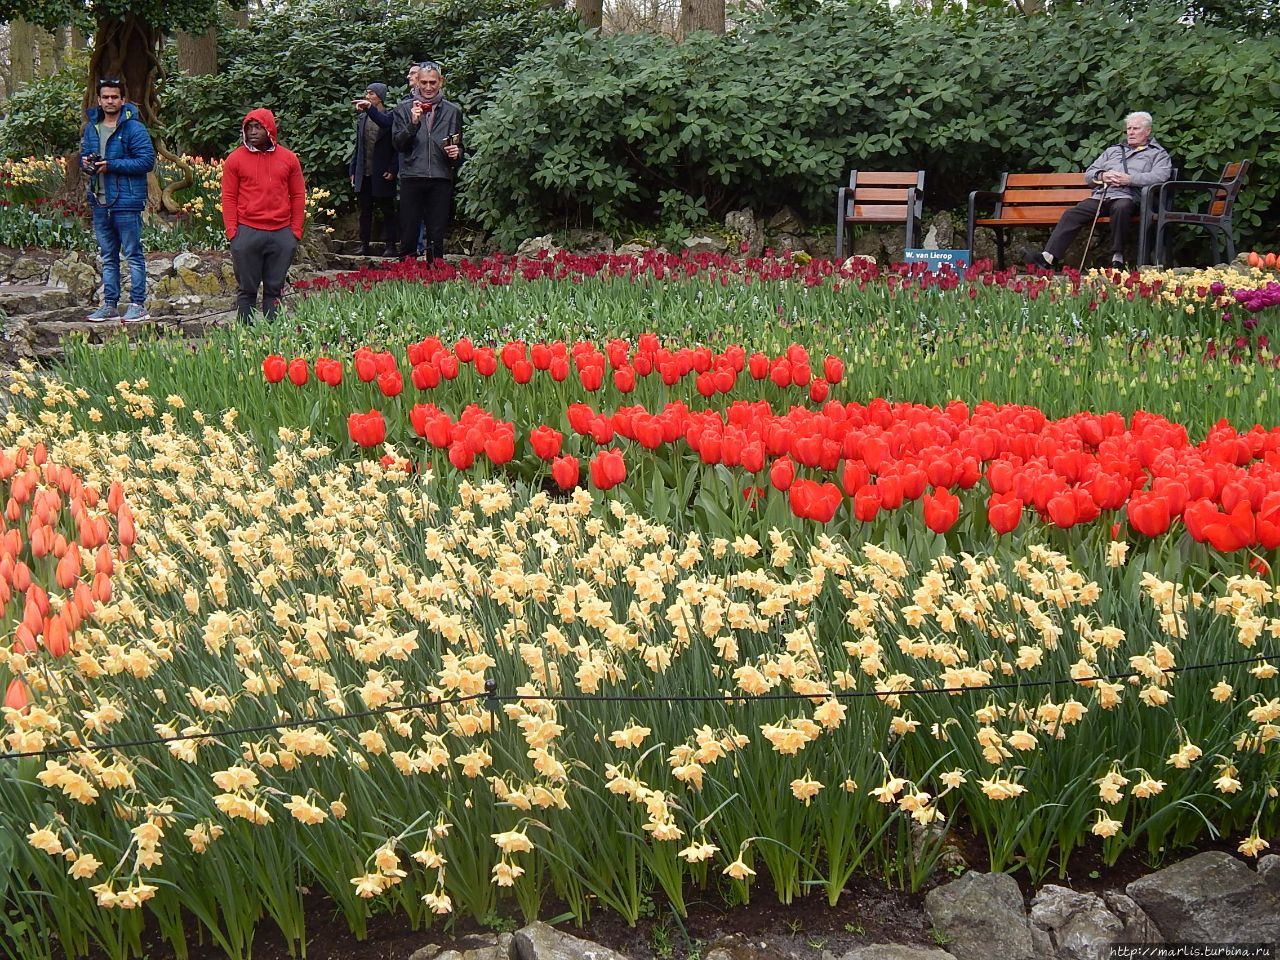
[80,77,156,323]
[391,60,463,262]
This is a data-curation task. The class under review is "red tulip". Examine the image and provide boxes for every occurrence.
[315,357,343,386]
[262,354,287,383]
[986,492,1023,534]
[788,479,842,523]
[769,456,795,492]
[484,430,515,465]
[448,441,475,470]
[377,370,403,397]
[512,360,534,384]
[551,455,580,490]
[1126,492,1172,538]
[823,355,844,384]
[614,367,636,393]
[589,448,627,490]
[347,410,387,448]
[354,352,377,382]
[287,358,309,386]
[529,426,563,461]
[922,487,961,534]
[475,349,498,377]
[853,484,882,522]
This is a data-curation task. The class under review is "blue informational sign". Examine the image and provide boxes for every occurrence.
[904,249,970,272]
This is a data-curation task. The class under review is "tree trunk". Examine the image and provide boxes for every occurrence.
[577,0,603,29]
[177,26,218,76]
[678,0,724,37]
[36,25,60,76]
[10,19,36,90]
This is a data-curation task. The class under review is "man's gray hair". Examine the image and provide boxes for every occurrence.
[1126,111,1153,130]
[418,60,443,76]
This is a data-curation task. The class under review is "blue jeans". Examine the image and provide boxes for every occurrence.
[91,205,146,306]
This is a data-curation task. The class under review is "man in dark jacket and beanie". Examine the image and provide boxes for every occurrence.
[221,108,307,322]
[349,82,398,257]
[80,77,155,322]
[391,60,462,261]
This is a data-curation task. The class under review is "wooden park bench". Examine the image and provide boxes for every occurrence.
[1150,160,1250,267]
[966,172,1166,269]
[834,170,924,261]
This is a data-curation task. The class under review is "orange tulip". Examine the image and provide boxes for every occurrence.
[73,581,95,619]
[32,442,46,466]
[4,678,30,711]
[92,572,112,604]
[28,584,49,617]
[118,504,136,548]
[94,546,113,578]
[12,561,31,592]
[44,616,69,657]
[14,623,38,653]
[1249,251,1263,268]
[107,481,124,515]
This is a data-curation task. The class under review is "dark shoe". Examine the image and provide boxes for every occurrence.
[359,244,372,257]
[1110,256,1129,272]
[1019,246,1053,271]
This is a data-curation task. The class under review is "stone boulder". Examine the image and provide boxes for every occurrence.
[683,235,727,255]
[923,871,1033,960]
[702,932,789,960]
[921,212,957,250]
[10,255,47,282]
[1029,885,1123,960]
[172,251,203,272]
[724,208,764,258]
[1260,854,1280,891]
[768,206,805,235]
[564,230,614,255]
[839,948,954,960]
[146,257,174,279]
[1125,851,1280,944]
[1099,891,1162,945]
[515,235,561,260]
[409,933,513,960]
[47,256,99,301]
[513,921,628,960]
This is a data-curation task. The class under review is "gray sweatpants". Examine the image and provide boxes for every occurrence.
[229,225,298,321]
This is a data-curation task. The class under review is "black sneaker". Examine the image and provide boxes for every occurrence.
[1019,246,1053,271]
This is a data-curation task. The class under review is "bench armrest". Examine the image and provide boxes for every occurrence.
[966,189,1001,252]
[1156,179,1227,211]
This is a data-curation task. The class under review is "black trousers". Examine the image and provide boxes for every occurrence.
[398,177,453,261]
[358,177,397,248]
[1045,196,1136,261]
[229,225,297,321]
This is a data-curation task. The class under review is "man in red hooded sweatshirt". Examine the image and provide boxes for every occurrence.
[221,108,306,322]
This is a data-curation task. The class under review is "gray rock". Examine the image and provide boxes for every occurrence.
[1100,891,1162,944]
[10,256,46,282]
[564,230,614,255]
[513,921,627,960]
[172,251,203,272]
[409,933,512,960]
[767,206,805,234]
[724,208,764,258]
[146,257,174,279]
[682,235,727,255]
[1260,854,1280,891]
[924,871,1033,960]
[515,235,560,260]
[1126,850,1280,944]
[703,932,789,960]
[616,242,652,256]
[47,257,100,300]
[922,212,956,250]
[839,948,953,960]
[0,252,14,277]
[1029,885,1124,960]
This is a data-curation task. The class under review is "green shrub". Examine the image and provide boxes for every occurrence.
[0,57,88,161]
[462,3,1280,249]
[157,0,580,197]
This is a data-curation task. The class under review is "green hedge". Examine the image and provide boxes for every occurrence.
[462,3,1280,248]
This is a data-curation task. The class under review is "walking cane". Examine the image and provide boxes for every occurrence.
[1079,178,1107,272]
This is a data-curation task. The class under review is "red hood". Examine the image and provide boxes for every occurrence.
[241,108,279,147]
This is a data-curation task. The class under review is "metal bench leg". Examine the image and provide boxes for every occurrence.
[835,188,846,262]
[996,231,1006,271]
[1224,222,1235,263]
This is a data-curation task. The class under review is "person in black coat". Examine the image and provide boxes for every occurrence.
[348,82,398,256]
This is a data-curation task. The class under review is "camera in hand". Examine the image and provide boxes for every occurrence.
[84,152,104,169]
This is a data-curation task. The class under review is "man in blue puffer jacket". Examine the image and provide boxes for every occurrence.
[80,77,156,322]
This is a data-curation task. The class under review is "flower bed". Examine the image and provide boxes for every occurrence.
[0,265,1276,960]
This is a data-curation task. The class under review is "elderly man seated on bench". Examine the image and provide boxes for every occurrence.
[1020,111,1173,271]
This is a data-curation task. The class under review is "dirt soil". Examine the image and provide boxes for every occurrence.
[90,831,1246,960]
